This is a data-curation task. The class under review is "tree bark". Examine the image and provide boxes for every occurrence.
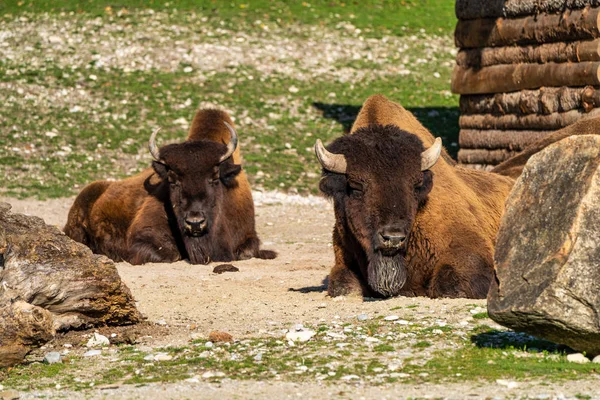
[459,129,552,150]
[451,62,600,94]
[0,202,142,367]
[456,40,600,68]
[459,107,600,130]
[455,7,600,49]
[459,87,599,115]
[458,148,518,165]
[456,0,600,20]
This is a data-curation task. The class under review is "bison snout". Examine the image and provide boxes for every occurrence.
[377,226,408,251]
[184,216,208,236]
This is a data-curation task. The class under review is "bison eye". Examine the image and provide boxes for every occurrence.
[347,180,364,197]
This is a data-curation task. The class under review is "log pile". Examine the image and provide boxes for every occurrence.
[452,0,600,168]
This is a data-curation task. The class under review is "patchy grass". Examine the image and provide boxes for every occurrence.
[0,0,456,37]
[2,320,598,392]
[0,3,458,199]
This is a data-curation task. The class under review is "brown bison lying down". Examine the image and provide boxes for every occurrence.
[64,109,276,265]
[315,94,594,299]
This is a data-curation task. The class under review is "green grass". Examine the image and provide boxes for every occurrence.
[0,4,458,198]
[1,0,456,37]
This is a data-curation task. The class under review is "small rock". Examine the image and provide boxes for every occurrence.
[593,355,600,363]
[341,375,360,381]
[86,333,110,348]
[205,342,214,348]
[566,353,590,364]
[208,331,233,343]
[496,379,519,389]
[286,329,316,342]
[156,320,167,326]
[365,337,379,343]
[384,315,399,321]
[185,376,200,383]
[394,320,410,325]
[143,354,154,361]
[212,264,239,274]
[254,353,263,362]
[357,314,368,321]
[83,350,102,357]
[154,353,173,362]
[63,344,73,348]
[0,391,20,400]
[43,352,62,364]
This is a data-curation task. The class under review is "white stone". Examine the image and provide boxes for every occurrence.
[83,350,102,357]
[496,379,519,389]
[592,355,600,363]
[286,329,316,342]
[566,353,590,364]
[86,332,110,348]
[384,315,399,321]
[154,353,173,362]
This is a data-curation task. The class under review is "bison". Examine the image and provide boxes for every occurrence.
[315,95,517,299]
[64,109,276,265]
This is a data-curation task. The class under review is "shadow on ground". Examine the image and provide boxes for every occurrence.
[313,102,460,160]
[471,329,570,353]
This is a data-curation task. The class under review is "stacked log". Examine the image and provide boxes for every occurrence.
[452,1,600,168]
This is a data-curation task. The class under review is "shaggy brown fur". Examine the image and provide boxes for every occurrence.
[320,95,514,299]
[64,109,276,265]
[492,116,600,179]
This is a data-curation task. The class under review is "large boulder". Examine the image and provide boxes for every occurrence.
[488,135,600,357]
[0,202,142,367]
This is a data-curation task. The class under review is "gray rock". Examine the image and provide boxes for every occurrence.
[592,355,600,364]
[357,314,368,321]
[43,351,62,364]
[488,135,600,357]
[83,349,102,357]
[566,353,590,364]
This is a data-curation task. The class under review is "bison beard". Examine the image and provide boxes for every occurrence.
[367,252,408,297]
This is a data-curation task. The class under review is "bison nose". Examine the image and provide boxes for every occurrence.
[379,227,408,248]
[184,217,207,234]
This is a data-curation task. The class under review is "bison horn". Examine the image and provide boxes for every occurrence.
[421,137,442,171]
[148,127,161,161]
[314,139,347,174]
[220,121,238,163]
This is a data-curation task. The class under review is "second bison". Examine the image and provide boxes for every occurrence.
[64,109,276,265]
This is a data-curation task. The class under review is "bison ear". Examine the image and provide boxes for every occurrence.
[319,173,346,197]
[152,160,169,179]
[219,162,242,188]
[416,170,434,203]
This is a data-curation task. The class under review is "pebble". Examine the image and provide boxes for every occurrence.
[43,352,62,364]
[394,320,409,325]
[357,314,368,321]
[208,331,234,343]
[154,353,173,362]
[496,379,519,389]
[341,375,360,381]
[0,391,20,400]
[86,333,110,348]
[390,372,410,378]
[593,355,600,363]
[384,315,399,321]
[254,353,263,362]
[286,329,316,342]
[566,353,590,364]
[83,350,102,357]
[156,320,167,326]
[185,376,200,383]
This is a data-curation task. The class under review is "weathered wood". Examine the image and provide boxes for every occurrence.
[456,40,600,68]
[459,87,600,115]
[458,148,518,165]
[452,62,600,94]
[462,163,495,172]
[456,0,600,20]
[0,202,142,367]
[455,7,600,49]
[492,115,600,178]
[459,129,552,150]
[459,107,600,130]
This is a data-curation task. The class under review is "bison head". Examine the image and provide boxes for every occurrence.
[316,125,442,297]
[148,123,241,263]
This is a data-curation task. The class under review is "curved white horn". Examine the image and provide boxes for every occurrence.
[148,127,161,160]
[421,137,442,171]
[220,121,238,163]
[314,139,347,174]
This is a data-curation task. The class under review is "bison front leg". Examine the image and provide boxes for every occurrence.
[327,230,369,297]
[126,199,181,265]
[427,252,493,299]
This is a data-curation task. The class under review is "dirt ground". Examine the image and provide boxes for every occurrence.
[2,196,600,399]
